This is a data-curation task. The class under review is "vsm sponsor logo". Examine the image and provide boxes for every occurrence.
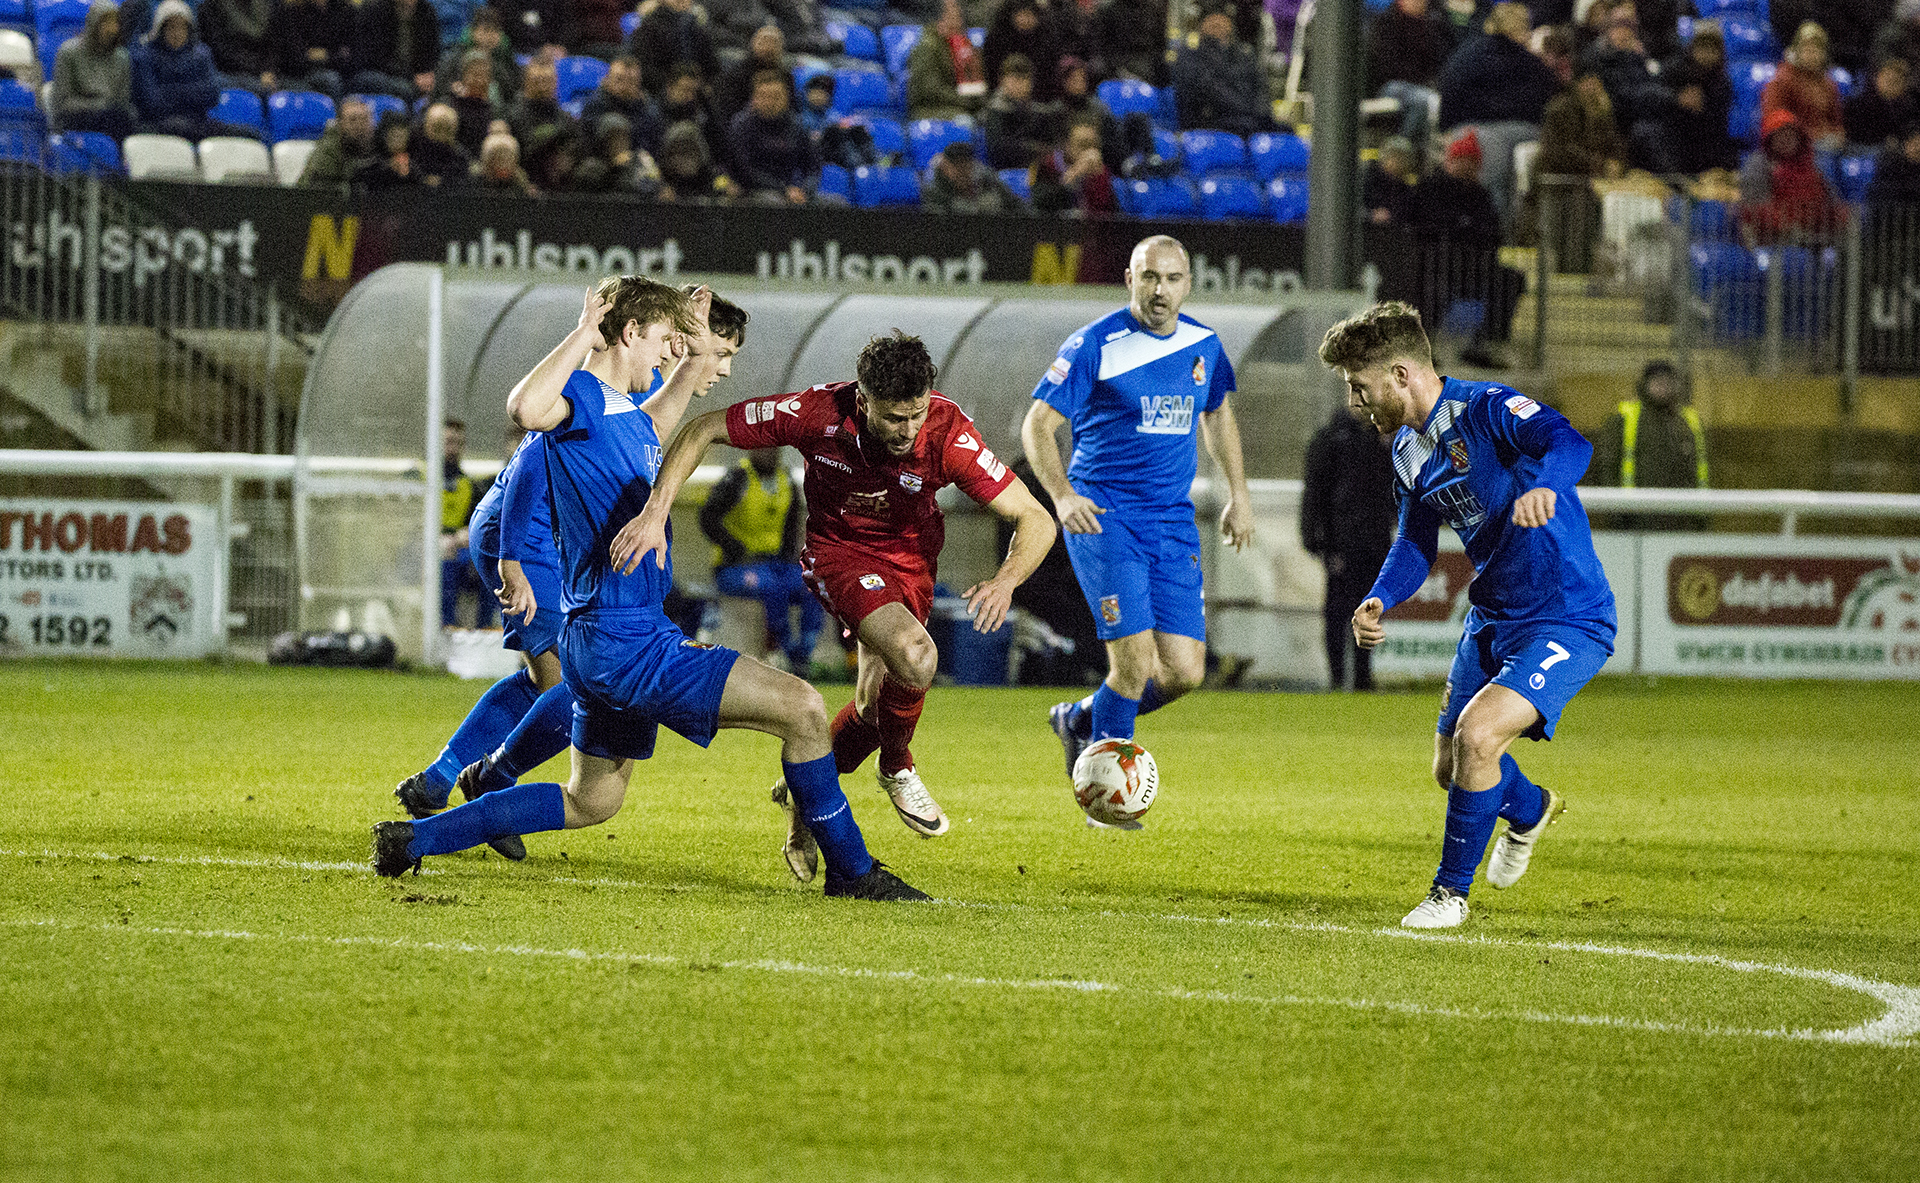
[9,209,258,286]
[757,238,987,284]
[444,228,686,276]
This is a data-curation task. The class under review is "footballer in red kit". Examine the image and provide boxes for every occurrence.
[615,332,1055,872]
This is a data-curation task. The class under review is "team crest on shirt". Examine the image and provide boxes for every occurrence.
[1192,356,1206,386]
[860,573,886,590]
[1099,595,1121,625]
[898,472,923,493]
[1447,439,1471,473]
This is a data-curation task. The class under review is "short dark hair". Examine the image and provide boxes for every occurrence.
[470,6,502,30]
[856,331,936,404]
[1318,301,1432,371]
[684,283,749,345]
[1000,52,1034,79]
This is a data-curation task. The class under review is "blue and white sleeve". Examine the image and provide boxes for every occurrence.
[1034,331,1094,422]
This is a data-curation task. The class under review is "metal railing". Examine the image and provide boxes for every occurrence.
[0,158,316,453]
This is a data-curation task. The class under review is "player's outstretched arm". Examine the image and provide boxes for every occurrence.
[610,407,732,574]
[964,478,1057,633]
[1020,400,1104,534]
[1200,397,1254,551]
[509,288,610,432]
[1352,597,1385,649]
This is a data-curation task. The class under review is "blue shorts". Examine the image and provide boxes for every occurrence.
[558,609,741,761]
[1437,612,1614,741]
[1061,512,1207,642]
[474,550,564,657]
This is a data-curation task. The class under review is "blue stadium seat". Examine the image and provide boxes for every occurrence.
[49,129,122,173]
[39,17,87,84]
[1129,177,1198,217]
[0,0,28,35]
[881,24,920,78]
[1690,240,1762,338]
[817,162,850,202]
[906,117,971,169]
[851,163,919,207]
[1096,78,1159,122]
[999,166,1030,202]
[968,27,983,46]
[1199,175,1265,219]
[1112,175,1141,215]
[0,123,39,164]
[554,55,607,103]
[1364,0,1392,11]
[267,90,335,143]
[214,88,266,135]
[1695,0,1758,14]
[1837,154,1876,203]
[1669,195,1734,240]
[1248,131,1308,180]
[1156,85,1178,129]
[1180,129,1247,177]
[1829,66,1858,100]
[620,10,638,38]
[1150,126,1181,164]
[860,115,905,161]
[1758,244,1833,338]
[35,0,89,37]
[0,77,42,138]
[1720,16,1775,60]
[793,62,831,94]
[1267,175,1309,223]
[831,67,894,118]
[828,19,880,62]
[348,93,406,125]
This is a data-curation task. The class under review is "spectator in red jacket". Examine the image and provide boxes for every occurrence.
[1740,108,1842,241]
[1761,22,1845,152]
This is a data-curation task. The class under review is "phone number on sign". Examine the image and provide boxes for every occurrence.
[0,613,113,648]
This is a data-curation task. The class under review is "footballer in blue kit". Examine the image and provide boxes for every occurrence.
[371,277,927,902]
[1320,301,1616,929]
[1022,235,1254,822]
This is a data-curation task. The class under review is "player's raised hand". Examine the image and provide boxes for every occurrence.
[1512,487,1557,528]
[1220,497,1254,551]
[1053,491,1106,535]
[495,558,538,624]
[579,287,614,351]
[673,285,715,359]
[609,510,670,574]
[1352,597,1385,649]
[962,576,1016,634]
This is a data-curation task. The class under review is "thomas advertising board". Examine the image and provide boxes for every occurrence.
[1641,534,1920,678]
[0,500,221,658]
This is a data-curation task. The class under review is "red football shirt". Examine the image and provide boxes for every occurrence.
[724,381,1016,572]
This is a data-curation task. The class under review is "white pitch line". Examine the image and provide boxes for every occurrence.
[6,847,1917,1048]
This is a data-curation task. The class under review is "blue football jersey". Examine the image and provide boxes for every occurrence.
[540,369,673,614]
[1390,378,1615,629]
[471,432,555,574]
[1033,308,1235,520]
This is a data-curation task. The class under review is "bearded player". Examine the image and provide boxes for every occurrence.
[614,331,1056,877]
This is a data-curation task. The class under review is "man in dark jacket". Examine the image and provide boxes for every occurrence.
[710,23,792,131]
[578,55,665,156]
[1301,406,1396,691]
[1846,56,1920,149]
[1409,129,1527,365]
[1436,1,1561,228]
[350,0,440,100]
[505,56,574,148]
[728,68,816,203]
[1645,21,1739,176]
[629,0,721,95]
[268,0,353,98]
[51,0,136,139]
[411,100,473,187]
[1171,1,1279,138]
[981,54,1056,168]
[199,0,275,93]
[298,94,378,186]
[1867,117,1920,204]
[1588,359,1710,529]
[1368,0,1455,163]
[132,0,262,139]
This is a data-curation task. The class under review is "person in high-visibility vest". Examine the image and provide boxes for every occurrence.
[698,447,823,674]
[439,418,498,627]
[1590,359,1709,530]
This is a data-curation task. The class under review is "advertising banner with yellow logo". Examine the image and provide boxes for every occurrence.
[1641,535,1920,678]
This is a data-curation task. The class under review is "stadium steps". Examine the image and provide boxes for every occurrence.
[0,320,156,452]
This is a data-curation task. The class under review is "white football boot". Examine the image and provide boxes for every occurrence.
[878,766,949,837]
[769,778,819,883]
[1486,788,1566,889]
[1401,885,1470,928]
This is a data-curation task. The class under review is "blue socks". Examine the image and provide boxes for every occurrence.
[407,781,567,858]
[784,754,874,880]
[477,684,575,794]
[1436,783,1502,894]
[1073,679,1168,742]
[1496,753,1547,829]
[422,669,542,799]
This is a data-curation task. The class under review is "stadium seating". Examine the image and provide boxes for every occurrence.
[1720,15,1775,61]
[36,0,88,84]
[0,75,38,123]
[1438,299,1487,338]
[1829,66,1858,100]
[267,90,335,144]
[560,97,584,119]
[831,67,893,118]
[998,166,1029,202]
[1837,154,1876,203]
[1696,0,1759,15]
[827,19,880,63]
[1097,79,1160,123]
[907,117,971,170]
[122,133,198,179]
[817,162,850,202]
[1124,177,1198,217]
[1150,126,1181,165]
[214,88,267,135]
[1199,175,1265,219]
[0,0,26,36]
[349,93,407,125]
[198,135,273,182]
[851,163,919,207]
[0,125,37,163]
[1671,195,1734,240]
[1180,129,1247,177]
[271,138,317,184]
[1249,131,1309,181]
[1267,175,1309,223]
[0,28,32,77]
[48,129,122,173]
[1729,60,1774,142]
[1689,239,1763,338]
[620,10,638,38]
[861,115,904,160]
[881,24,920,78]
[553,56,607,103]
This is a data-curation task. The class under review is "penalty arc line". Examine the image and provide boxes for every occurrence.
[5,847,1917,1048]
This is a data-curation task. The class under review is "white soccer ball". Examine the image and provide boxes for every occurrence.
[1072,738,1159,826]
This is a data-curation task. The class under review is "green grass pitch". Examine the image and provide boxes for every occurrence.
[2,661,1916,1182]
